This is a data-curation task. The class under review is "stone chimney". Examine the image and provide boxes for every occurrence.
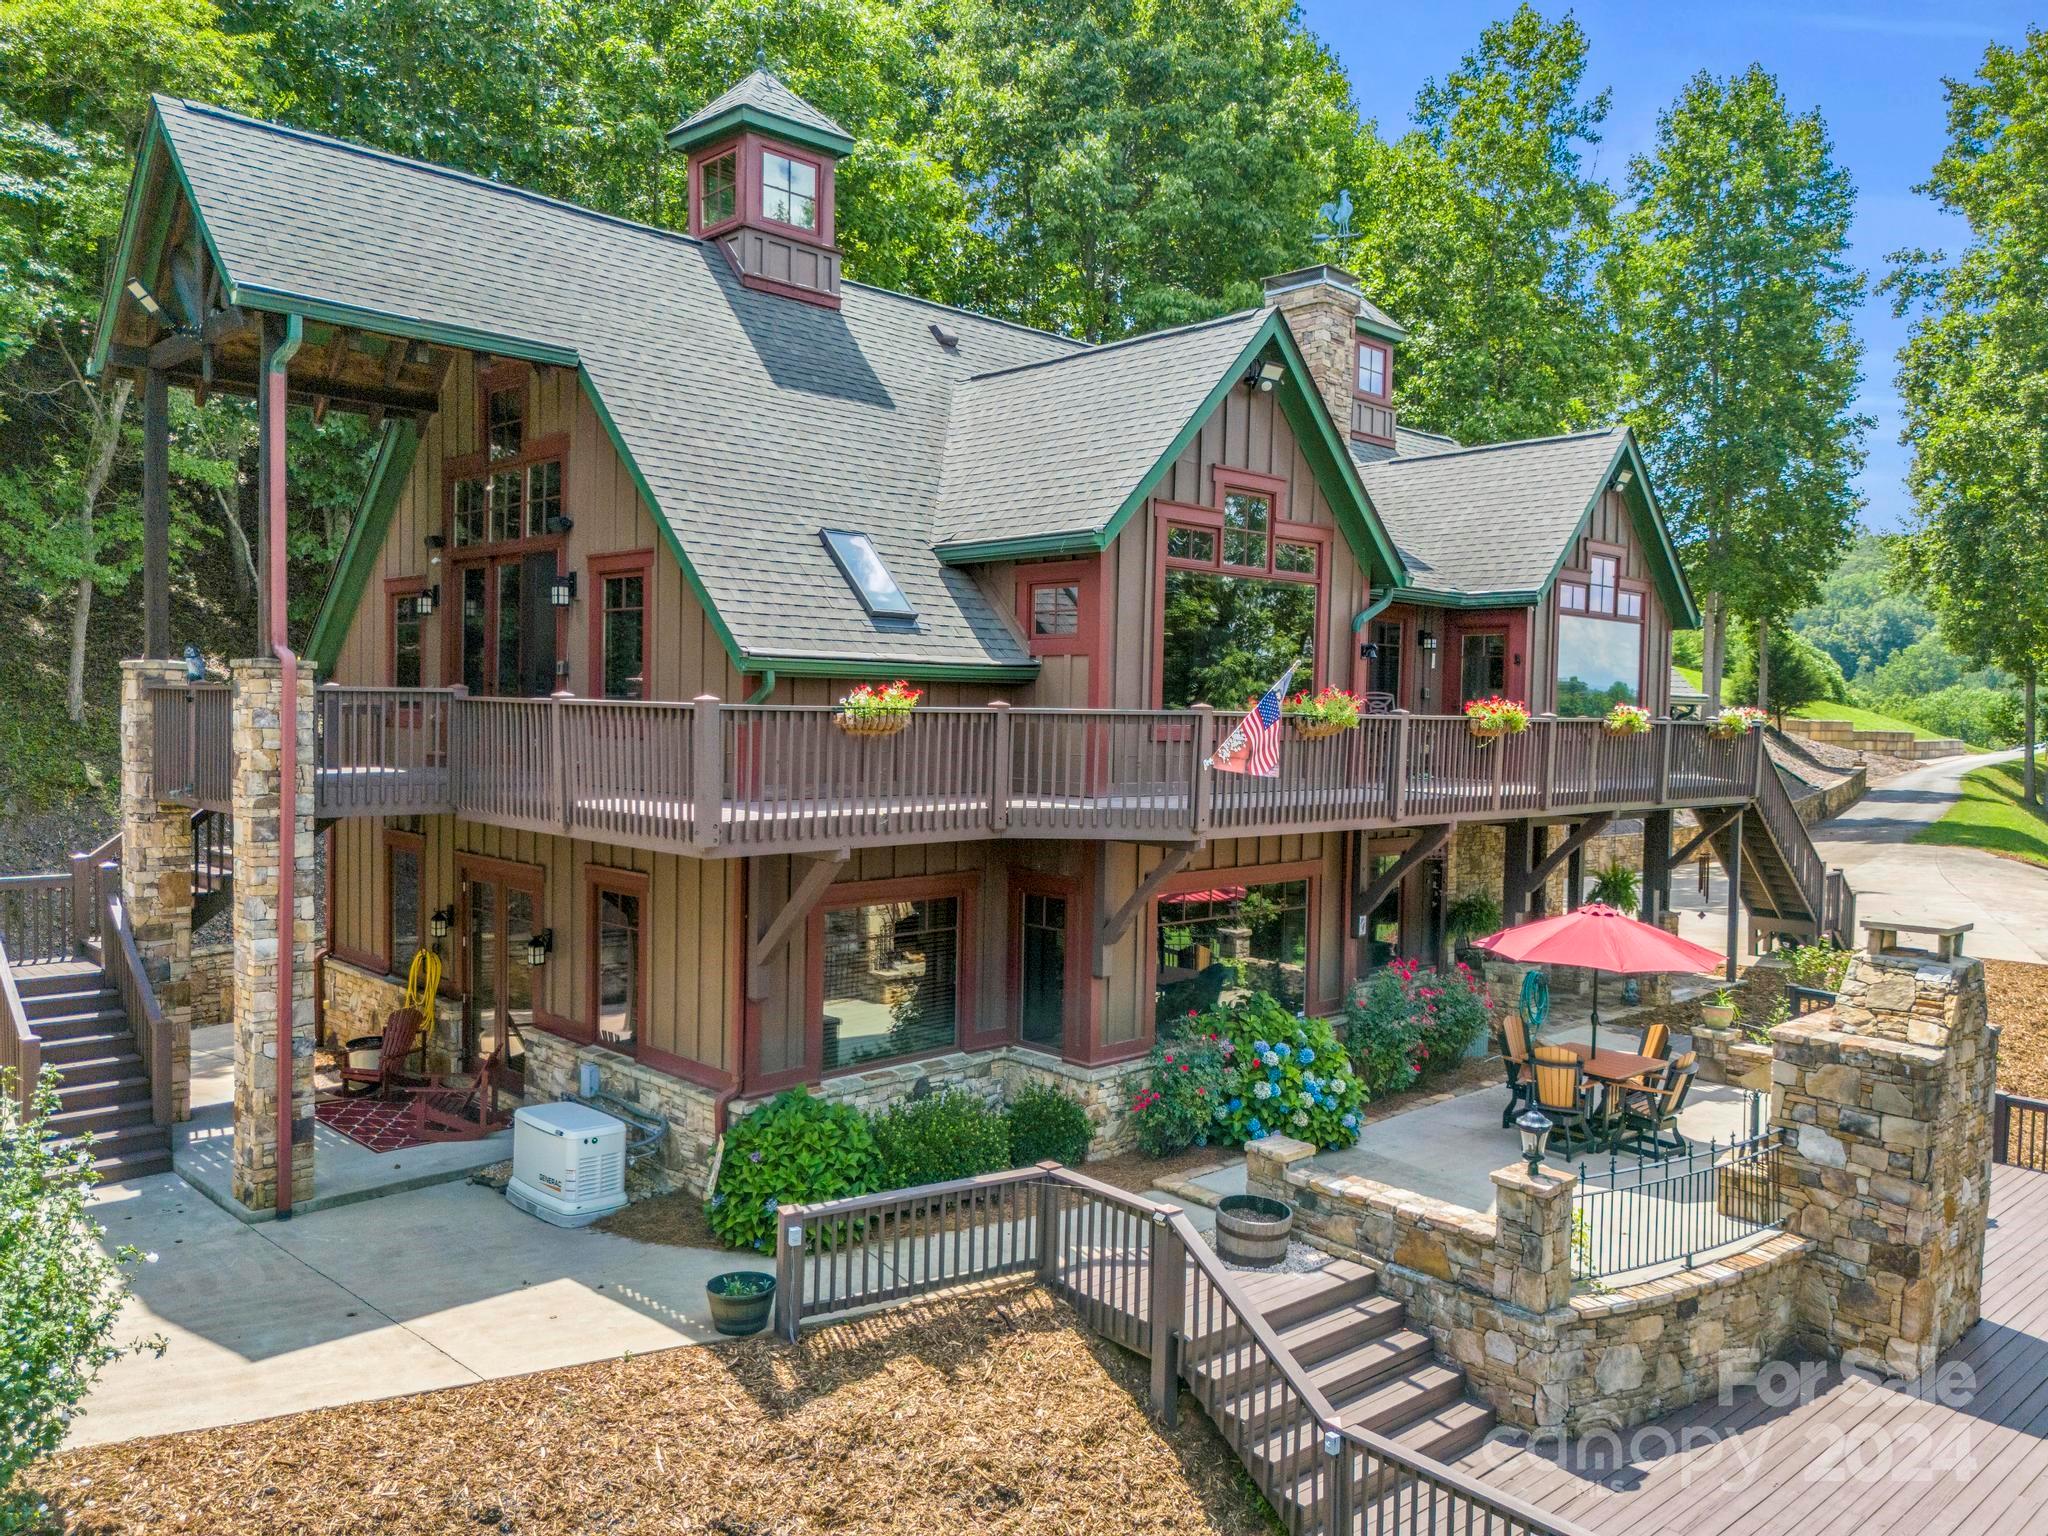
[1263,266,1363,438]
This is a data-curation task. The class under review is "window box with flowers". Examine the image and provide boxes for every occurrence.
[834,680,922,737]
[1463,695,1530,741]
[1602,702,1653,737]
[1708,705,1768,741]
[1283,685,1364,741]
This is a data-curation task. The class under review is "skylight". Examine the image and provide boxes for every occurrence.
[821,529,916,620]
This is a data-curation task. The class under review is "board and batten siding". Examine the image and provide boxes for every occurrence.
[1526,487,1673,719]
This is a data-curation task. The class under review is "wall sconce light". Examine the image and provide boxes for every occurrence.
[429,906,455,941]
[525,928,554,968]
[1243,359,1286,394]
[424,533,446,571]
[125,277,165,322]
[1361,641,1380,660]
[545,514,574,536]
[549,571,577,608]
[1614,468,1634,490]
[1417,632,1437,653]
[414,584,439,617]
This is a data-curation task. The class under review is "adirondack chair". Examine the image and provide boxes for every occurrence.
[1618,1051,1698,1159]
[335,1007,428,1098]
[1530,1043,1599,1157]
[1498,1010,1534,1128]
[395,1046,513,1142]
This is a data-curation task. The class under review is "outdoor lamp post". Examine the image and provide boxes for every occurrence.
[1517,1107,1553,1177]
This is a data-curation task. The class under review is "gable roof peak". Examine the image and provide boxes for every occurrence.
[667,68,856,158]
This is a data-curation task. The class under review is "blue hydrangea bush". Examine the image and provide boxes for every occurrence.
[706,1089,880,1252]
[1132,994,1365,1155]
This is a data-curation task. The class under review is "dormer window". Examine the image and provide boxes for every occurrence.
[1355,340,1390,403]
[699,151,737,227]
[763,152,818,231]
[821,529,915,620]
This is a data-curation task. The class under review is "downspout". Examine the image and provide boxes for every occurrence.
[745,669,777,705]
[1351,586,1398,636]
[265,314,305,1216]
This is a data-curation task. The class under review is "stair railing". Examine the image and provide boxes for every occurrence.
[72,833,120,959]
[0,934,39,1117]
[1748,755,1855,942]
[94,861,172,1128]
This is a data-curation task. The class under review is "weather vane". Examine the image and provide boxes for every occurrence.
[1313,189,1358,264]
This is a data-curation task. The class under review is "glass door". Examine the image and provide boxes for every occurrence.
[462,874,532,1094]
[1017,890,1069,1050]
[453,553,558,696]
[1458,631,1507,706]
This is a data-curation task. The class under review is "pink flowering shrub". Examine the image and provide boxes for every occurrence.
[1343,959,1491,1098]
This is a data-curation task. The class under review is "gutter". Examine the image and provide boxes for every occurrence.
[746,670,777,705]
[1351,587,1399,634]
[266,314,305,1216]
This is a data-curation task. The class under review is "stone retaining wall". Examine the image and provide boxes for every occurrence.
[1694,1024,1774,1093]
[1792,766,1867,825]
[319,954,462,1068]
[191,938,232,1029]
[520,1030,722,1195]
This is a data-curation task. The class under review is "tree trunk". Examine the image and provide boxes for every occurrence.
[217,485,257,602]
[2025,668,2039,812]
[1702,591,1725,713]
[66,377,135,722]
[1754,619,1771,716]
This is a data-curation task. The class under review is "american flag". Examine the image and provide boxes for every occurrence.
[1208,662,1297,778]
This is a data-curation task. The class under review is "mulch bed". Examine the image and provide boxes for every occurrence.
[26,1286,1273,1536]
[1987,959,2048,1100]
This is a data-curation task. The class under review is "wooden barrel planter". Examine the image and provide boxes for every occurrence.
[1214,1194,1293,1267]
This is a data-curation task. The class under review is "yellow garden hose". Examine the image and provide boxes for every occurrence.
[404,947,442,1011]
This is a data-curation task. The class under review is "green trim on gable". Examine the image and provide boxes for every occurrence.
[306,419,420,672]
[666,104,854,158]
[1402,587,1544,610]
[1532,431,1701,630]
[1355,314,1406,345]
[737,655,1040,683]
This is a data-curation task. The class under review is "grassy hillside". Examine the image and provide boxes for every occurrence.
[1669,664,1941,741]
[1913,761,2047,867]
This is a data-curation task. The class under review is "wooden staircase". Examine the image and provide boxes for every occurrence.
[13,959,172,1179]
[1704,761,1856,948]
[1185,1258,1495,1527]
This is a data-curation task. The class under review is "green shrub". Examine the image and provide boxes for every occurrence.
[1200,993,1363,1149]
[707,1090,880,1252]
[870,1090,1011,1190]
[3,1072,159,1514]
[1588,862,1641,914]
[1004,1083,1094,1167]
[1344,959,1491,1098]
[1131,1027,1232,1157]
[1445,892,1503,948]
[1785,941,1852,991]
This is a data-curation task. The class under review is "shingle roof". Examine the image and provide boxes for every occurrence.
[1350,427,1629,598]
[667,69,854,155]
[153,96,1086,673]
[934,311,1268,551]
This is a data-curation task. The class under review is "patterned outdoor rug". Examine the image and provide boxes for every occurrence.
[315,1096,430,1154]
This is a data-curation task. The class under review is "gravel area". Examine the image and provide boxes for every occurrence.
[1988,959,2048,1100]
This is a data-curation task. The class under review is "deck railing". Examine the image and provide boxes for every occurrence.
[0,871,78,964]
[1572,1127,1788,1282]
[1994,1093,2048,1173]
[147,682,232,811]
[773,1164,1591,1536]
[301,691,1763,853]
[94,861,172,1127]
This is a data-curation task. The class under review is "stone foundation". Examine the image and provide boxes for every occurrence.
[319,953,462,1067]
[229,659,317,1212]
[118,659,195,1119]
[520,1029,722,1195]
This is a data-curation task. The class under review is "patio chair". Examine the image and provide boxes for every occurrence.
[1530,1043,1599,1158]
[334,1007,428,1099]
[394,1047,512,1142]
[1618,1050,1698,1159]
[1639,1021,1670,1063]
[1498,1010,1534,1129]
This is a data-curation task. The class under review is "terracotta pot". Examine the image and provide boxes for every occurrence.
[1701,1003,1737,1030]
[834,711,912,738]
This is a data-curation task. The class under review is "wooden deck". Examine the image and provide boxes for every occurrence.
[1432,1162,2048,1536]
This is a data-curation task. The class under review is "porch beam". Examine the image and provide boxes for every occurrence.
[139,305,252,371]
[1671,804,1744,868]
[1526,812,1611,890]
[141,367,170,658]
[1095,841,1203,977]
[311,326,357,426]
[105,346,441,417]
[365,337,409,432]
[1353,824,1449,932]
[1501,819,1537,925]
[747,849,849,1001]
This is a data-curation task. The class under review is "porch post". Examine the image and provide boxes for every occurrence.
[141,368,171,659]
[1500,818,1535,925]
[1641,809,1672,926]
[118,658,195,1118]
[1723,811,1743,981]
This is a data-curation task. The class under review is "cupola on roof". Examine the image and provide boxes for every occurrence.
[667,68,855,159]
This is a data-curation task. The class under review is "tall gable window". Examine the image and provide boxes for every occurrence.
[699,150,737,226]
[763,152,818,231]
[1554,544,1649,717]
[446,387,566,697]
[391,589,424,687]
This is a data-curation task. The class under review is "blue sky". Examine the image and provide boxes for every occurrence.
[1299,1,2040,532]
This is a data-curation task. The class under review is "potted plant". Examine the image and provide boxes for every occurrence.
[706,1270,778,1335]
[1587,862,1640,915]
[1282,685,1364,741]
[1602,702,1653,736]
[834,679,922,737]
[1445,892,1503,963]
[1707,705,1768,741]
[1701,985,1738,1031]
[1463,695,1530,741]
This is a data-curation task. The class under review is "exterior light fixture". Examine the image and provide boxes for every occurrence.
[545,514,574,536]
[1615,468,1635,489]
[1417,631,1437,653]
[1517,1108,1553,1177]
[414,584,439,617]
[125,278,165,321]
[525,928,554,968]
[429,906,455,941]
[549,571,577,608]
[1244,359,1286,393]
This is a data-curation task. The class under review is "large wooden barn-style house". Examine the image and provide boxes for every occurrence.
[6,71,1853,1209]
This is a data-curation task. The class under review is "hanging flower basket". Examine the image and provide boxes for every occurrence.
[834,680,922,737]
[1282,685,1364,741]
[1603,702,1653,737]
[1463,696,1530,742]
[1707,705,1767,741]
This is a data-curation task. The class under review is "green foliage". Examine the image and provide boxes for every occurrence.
[707,1090,880,1252]
[1785,942,1852,991]
[1788,537,1937,681]
[1003,1083,1093,1168]
[1131,1027,1229,1158]
[1343,959,1491,1099]
[1861,682,2021,748]
[1727,623,1849,715]
[1588,862,1641,914]
[1445,892,1503,948]
[1912,761,2048,868]
[869,1090,1012,1190]
[1201,995,1361,1149]
[2,1070,157,1513]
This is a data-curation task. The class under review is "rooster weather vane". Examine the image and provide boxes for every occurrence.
[1313,189,1358,263]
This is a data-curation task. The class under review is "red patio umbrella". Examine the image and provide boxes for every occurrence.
[1472,903,1723,1055]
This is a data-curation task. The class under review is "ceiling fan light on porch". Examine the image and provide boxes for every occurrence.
[525,928,554,968]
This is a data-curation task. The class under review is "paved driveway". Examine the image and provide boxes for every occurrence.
[1810,748,2048,962]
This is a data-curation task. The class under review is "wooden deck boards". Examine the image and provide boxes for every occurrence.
[1433,1164,2048,1536]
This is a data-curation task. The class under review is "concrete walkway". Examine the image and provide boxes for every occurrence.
[1810,747,2048,962]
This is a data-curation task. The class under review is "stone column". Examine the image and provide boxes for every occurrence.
[1773,938,1994,1378]
[1261,266,1363,430]
[1491,1162,1576,1315]
[230,658,317,1211]
[118,658,194,1119]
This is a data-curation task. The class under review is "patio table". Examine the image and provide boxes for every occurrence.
[1553,1044,1666,1151]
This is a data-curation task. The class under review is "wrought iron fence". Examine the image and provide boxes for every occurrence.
[1994,1093,2048,1173]
[1572,1125,1788,1283]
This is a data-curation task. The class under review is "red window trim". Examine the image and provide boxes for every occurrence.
[686,131,837,248]
[583,865,651,1057]
[587,549,655,699]
[692,141,743,238]
[1151,494,1329,710]
[384,575,428,687]
[1016,555,1103,679]
[476,360,531,459]
[1211,465,1290,530]
[438,437,571,692]
[383,827,426,975]
[1141,857,1330,1029]
[1009,869,1087,1062]
[1354,339,1392,405]
[793,872,983,1085]
[758,140,830,239]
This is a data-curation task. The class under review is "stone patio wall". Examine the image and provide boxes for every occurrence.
[319,953,462,1068]
[520,1029,722,1195]
[1693,1024,1774,1093]
[190,936,233,1029]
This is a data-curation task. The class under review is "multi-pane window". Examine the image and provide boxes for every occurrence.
[451,460,564,548]
[1154,879,1309,1022]
[595,885,641,1049]
[1589,554,1618,615]
[1031,582,1080,637]
[1356,342,1388,399]
[1275,540,1318,575]
[488,468,523,543]
[700,151,737,226]
[388,840,422,966]
[393,593,424,687]
[1559,582,1587,612]
[527,459,562,537]
[1018,891,1068,1050]
[1166,525,1216,562]
[762,152,817,230]
[821,896,959,1070]
[1368,620,1402,701]
[1618,590,1643,619]
[487,386,523,459]
[1461,632,1508,705]
[602,571,646,699]
[1222,491,1270,568]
